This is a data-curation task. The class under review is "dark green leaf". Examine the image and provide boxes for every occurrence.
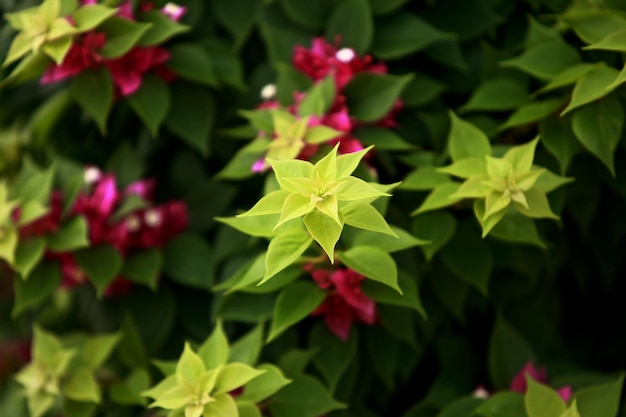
[268,281,326,341]
[13,261,61,316]
[344,73,413,122]
[127,74,170,136]
[166,43,218,87]
[163,232,213,290]
[74,245,123,296]
[325,0,373,55]
[70,68,113,133]
[122,249,162,290]
[488,316,535,389]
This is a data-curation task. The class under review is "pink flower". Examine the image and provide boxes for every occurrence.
[123,178,156,201]
[46,252,88,289]
[117,1,135,19]
[105,46,174,96]
[510,362,572,402]
[72,174,129,251]
[293,37,388,91]
[162,2,186,21]
[41,32,106,84]
[124,201,188,249]
[309,267,377,340]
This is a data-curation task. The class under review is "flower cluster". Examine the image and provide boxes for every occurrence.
[15,166,187,295]
[41,1,186,97]
[509,362,572,402]
[306,265,377,340]
[253,37,402,171]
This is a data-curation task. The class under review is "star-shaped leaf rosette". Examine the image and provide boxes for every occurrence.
[218,145,403,287]
[408,112,572,242]
[142,322,292,417]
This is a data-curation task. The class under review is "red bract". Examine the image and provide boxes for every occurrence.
[293,37,386,91]
[125,201,188,249]
[510,362,572,402]
[41,32,106,84]
[105,46,174,97]
[309,267,377,340]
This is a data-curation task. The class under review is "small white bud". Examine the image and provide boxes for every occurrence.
[144,210,162,228]
[336,48,355,63]
[260,83,277,100]
[84,167,102,184]
[472,386,490,399]
[126,215,141,232]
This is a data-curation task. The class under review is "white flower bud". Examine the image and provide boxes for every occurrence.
[336,48,356,63]
[260,83,277,100]
[144,210,162,228]
[126,215,141,232]
[84,167,102,184]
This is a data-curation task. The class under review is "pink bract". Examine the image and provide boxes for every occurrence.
[309,267,377,340]
[510,361,572,402]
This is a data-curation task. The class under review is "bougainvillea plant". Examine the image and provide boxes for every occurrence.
[2,0,626,417]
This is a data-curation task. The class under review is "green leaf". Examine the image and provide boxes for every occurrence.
[342,202,397,237]
[363,271,426,317]
[166,43,218,87]
[514,188,559,220]
[268,281,326,341]
[214,0,261,48]
[138,10,189,45]
[121,249,162,290]
[216,214,279,237]
[439,397,484,417]
[339,245,400,293]
[228,323,264,365]
[165,83,215,156]
[440,224,493,295]
[584,28,626,52]
[298,76,336,118]
[238,402,262,417]
[176,342,205,381]
[353,127,414,150]
[437,158,487,179]
[215,363,265,394]
[42,36,73,65]
[269,374,345,417]
[198,321,230,370]
[571,97,623,176]
[574,374,624,417]
[412,182,462,215]
[475,392,525,417]
[109,368,150,406]
[98,17,152,58]
[63,369,100,403]
[561,66,620,115]
[62,400,96,417]
[79,333,120,369]
[489,210,546,249]
[537,63,597,94]
[401,74,446,107]
[205,38,247,90]
[70,68,113,133]
[281,0,335,29]
[539,115,581,175]
[309,323,357,392]
[525,377,566,417]
[163,232,213,290]
[448,111,492,162]
[501,42,580,81]
[262,228,312,283]
[127,74,170,137]
[500,98,566,130]
[372,13,452,59]
[351,225,426,253]
[399,166,452,191]
[45,217,89,252]
[74,245,123,296]
[14,237,45,279]
[488,315,535,389]
[560,402,581,417]
[562,11,626,44]
[343,73,413,122]
[303,210,342,263]
[239,364,291,403]
[461,78,529,112]
[72,4,117,32]
[412,211,457,260]
[204,393,238,417]
[325,0,372,55]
